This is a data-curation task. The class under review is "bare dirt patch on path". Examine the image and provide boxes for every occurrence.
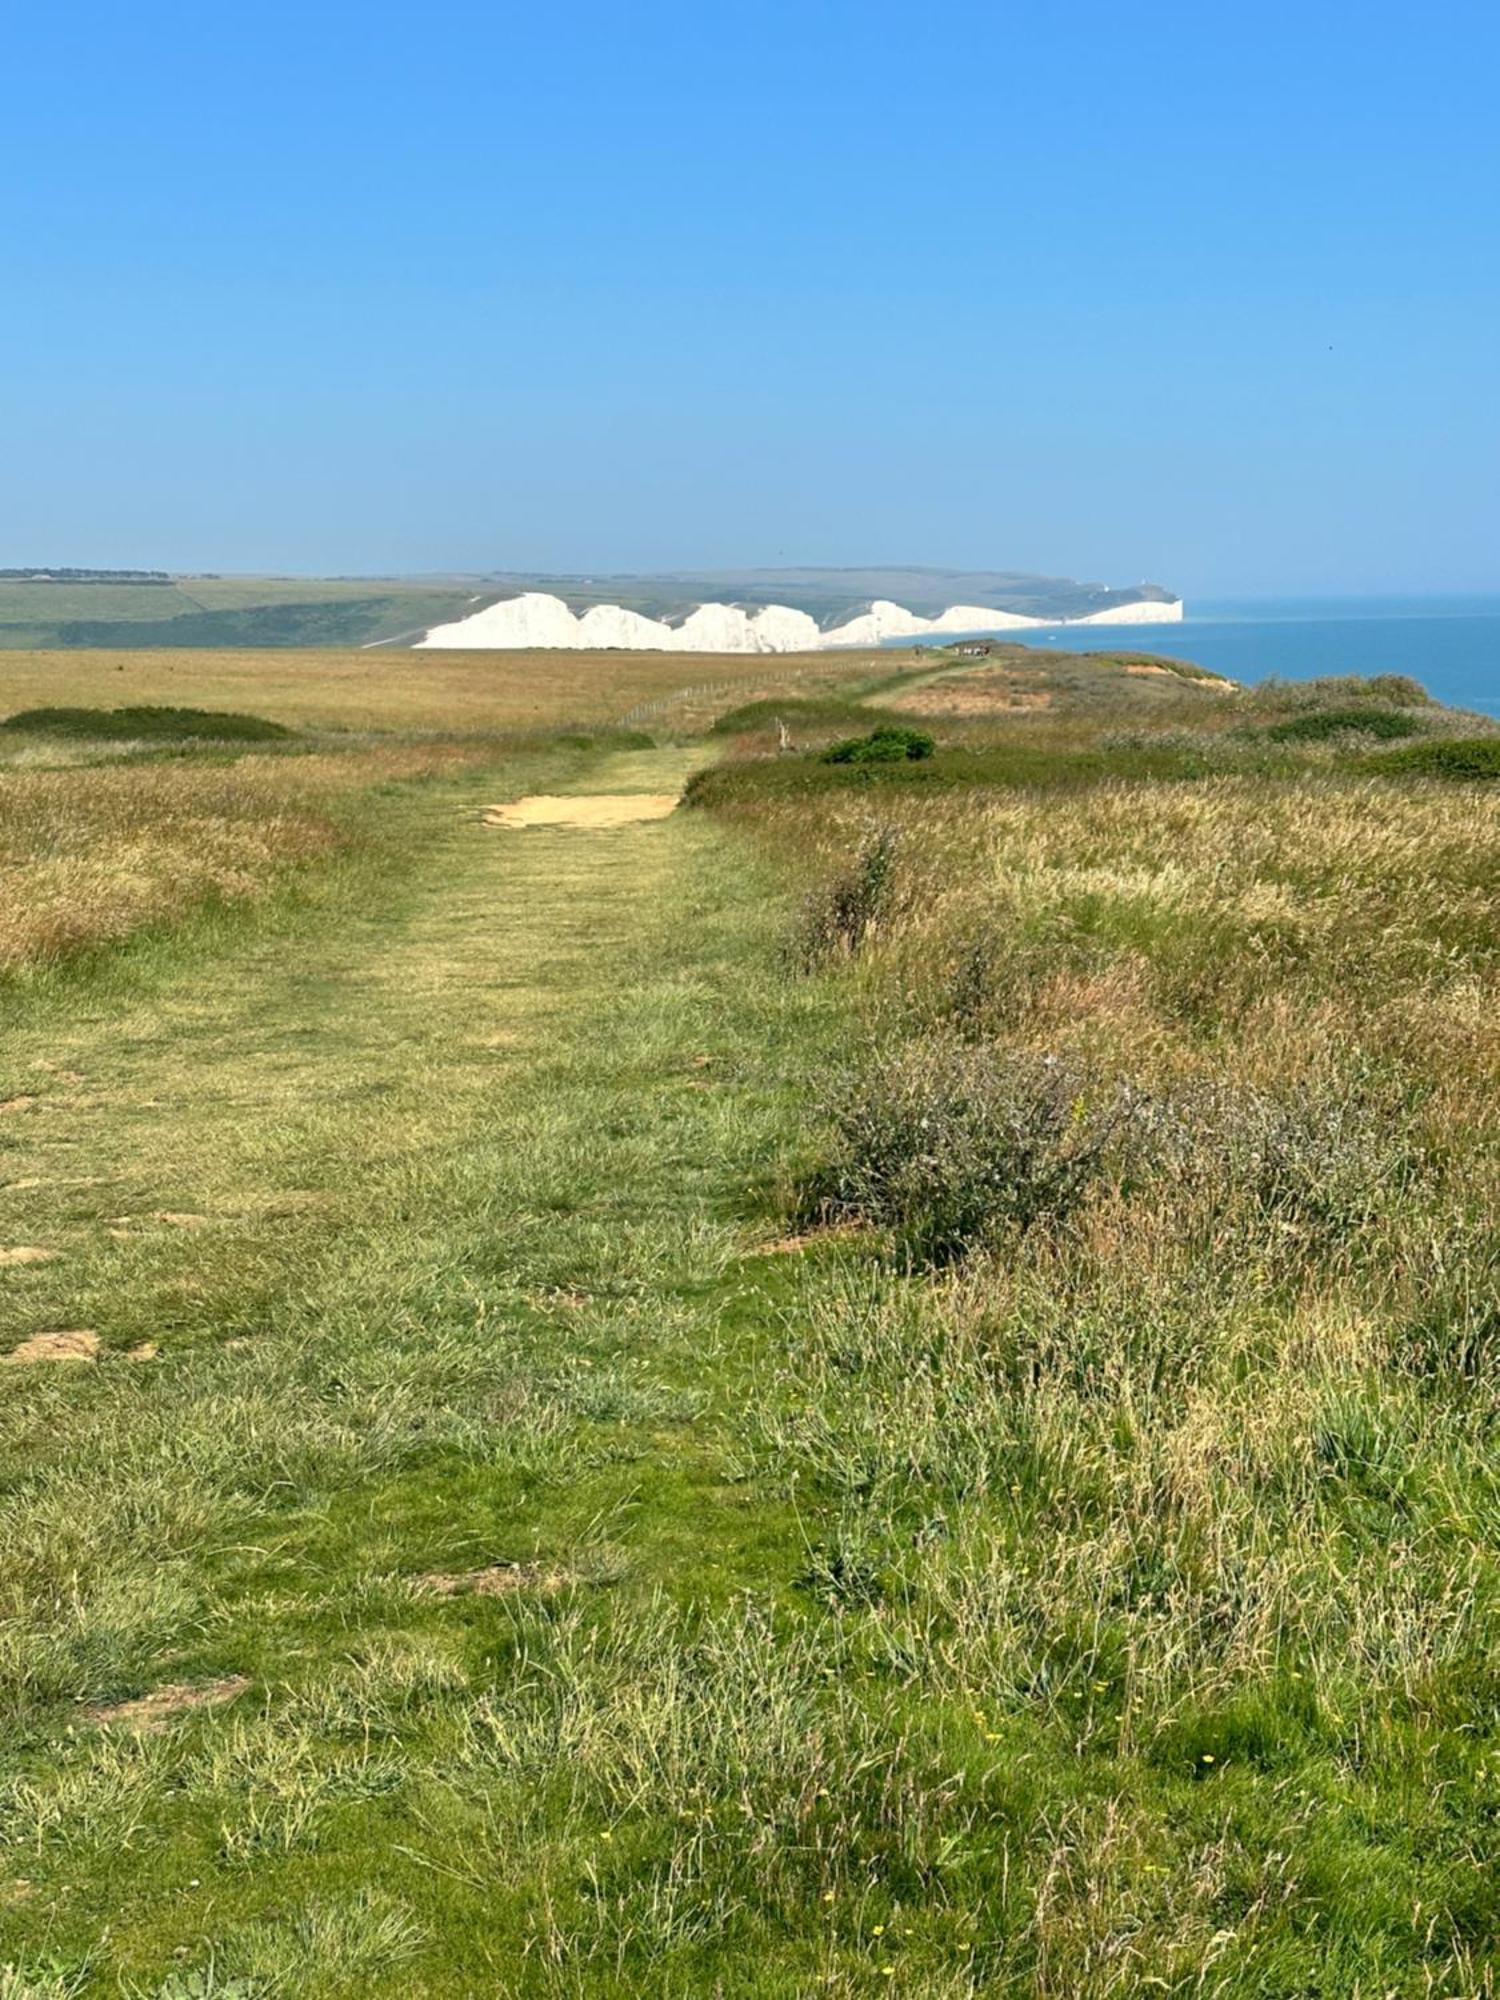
[87,1675,252,1732]
[483,793,679,830]
[5,1329,100,1364]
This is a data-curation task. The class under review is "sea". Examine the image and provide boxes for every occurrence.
[907,596,1500,718]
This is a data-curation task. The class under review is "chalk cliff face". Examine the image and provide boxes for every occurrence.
[415,591,1183,652]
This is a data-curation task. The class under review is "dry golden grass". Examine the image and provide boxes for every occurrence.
[0,743,484,972]
[0,646,841,733]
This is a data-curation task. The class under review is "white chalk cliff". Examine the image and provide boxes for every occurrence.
[415,592,1183,652]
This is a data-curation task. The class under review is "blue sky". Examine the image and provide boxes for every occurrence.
[3,0,1496,596]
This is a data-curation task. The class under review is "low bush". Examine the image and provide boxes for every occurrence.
[1,704,292,742]
[805,1042,1426,1273]
[806,1039,1139,1262]
[822,725,935,766]
[1251,673,1432,710]
[1374,736,1500,780]
[1261,706,1422,743]
[793,828,898,967]
[1148,1072,1428,1267]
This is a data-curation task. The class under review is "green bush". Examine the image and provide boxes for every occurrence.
[822,725,935,766]
[1252,673,1431,709]
[1374,737,1500,781]
[1261,706,1422,743]
[807,1039,1137,1262]
[0,704,292,742]
[805,1045,1422,1271]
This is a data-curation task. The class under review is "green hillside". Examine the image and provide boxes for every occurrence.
[0,575,483,649]
[0,567,1181,648]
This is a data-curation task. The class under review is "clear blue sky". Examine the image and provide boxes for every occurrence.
[3,0,1496,597]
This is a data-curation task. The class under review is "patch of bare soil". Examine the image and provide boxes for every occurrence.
[5,1328,99,1364]
[483,794,679,830]
[416,1561,573,1598]
[0,1245,59,1266]
[87,1674,252,1732]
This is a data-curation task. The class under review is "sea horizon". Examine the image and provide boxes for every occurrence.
[912,592,1500,718]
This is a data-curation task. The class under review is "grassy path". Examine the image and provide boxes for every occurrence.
[0,747,841,1995]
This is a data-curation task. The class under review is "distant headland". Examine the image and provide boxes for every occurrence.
[415,566,1182,653]
[0,565,1181,651]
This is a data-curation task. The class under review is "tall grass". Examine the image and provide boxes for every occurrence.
[0,745,484,973]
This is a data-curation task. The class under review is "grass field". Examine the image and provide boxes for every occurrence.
[0,646,838,734]
[0,580,485,651]
[1,647,1497,1995]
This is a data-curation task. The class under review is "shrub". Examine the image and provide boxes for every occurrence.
[794,828,898,967]
[807,1039,1138,1262]
[1,705,292,742]
[822,725,935,766]
[1374,737,1500,781]
[1145,1073,1427,1265]
[1252,673,1431,710]
[804,1043,1423,1272]
[1261,707,1422,743]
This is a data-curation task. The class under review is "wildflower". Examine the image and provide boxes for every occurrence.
[822,1890,835,1905]
[872,1924,885,1936]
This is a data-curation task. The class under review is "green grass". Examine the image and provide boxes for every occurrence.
[685,736,1290,806]
[3,665,1498,1995]
[0,580,483,650]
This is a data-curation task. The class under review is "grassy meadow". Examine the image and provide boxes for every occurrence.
[1,644,1497,1996]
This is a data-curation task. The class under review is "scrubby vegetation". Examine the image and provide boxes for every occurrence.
[1257,703,1423,742]
[2,704,294,742]
[2,646,1497,1995]
[822,723,935,765]
[1375,735,1500,780]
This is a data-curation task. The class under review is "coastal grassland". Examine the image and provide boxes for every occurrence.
[3,657,1499,1997]
[0,646,850,734]
[684,727,1500,1993]
[0,737,498,975]
[0,578,488,650]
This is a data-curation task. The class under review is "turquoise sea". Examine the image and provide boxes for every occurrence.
[989,597,1500,718]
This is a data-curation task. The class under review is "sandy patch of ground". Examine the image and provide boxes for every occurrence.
[87,1675,252,1732]
[0,1245,59,1266]
[483,794,679,830]
[416,1561,573,1598]
[5,1329,100,1363]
